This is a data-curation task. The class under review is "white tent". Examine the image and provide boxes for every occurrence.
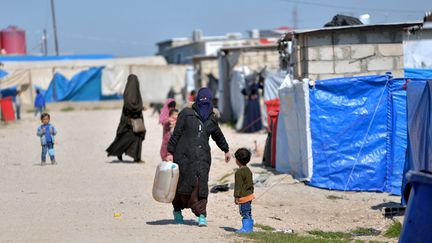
[276,76,313,181]
[0,56,188,104]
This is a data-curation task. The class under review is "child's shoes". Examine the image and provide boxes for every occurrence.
[236,219,254,233]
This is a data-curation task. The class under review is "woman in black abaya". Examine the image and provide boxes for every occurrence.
[106,74,146,162]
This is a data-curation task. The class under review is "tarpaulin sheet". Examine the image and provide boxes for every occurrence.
[388,79,408,195]
[131,65,187,103]
[0,69,8,78]
[263,70,285,101]
[101,65,129,96]
[309,75,391,192]
[276,77,313,180]
[405,80,432,173]
[405,68,432,79]
[263,70,285,129]
[44,67,103,102]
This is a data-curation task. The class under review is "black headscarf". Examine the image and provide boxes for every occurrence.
[195,87,213,122]
[123,74,143,113]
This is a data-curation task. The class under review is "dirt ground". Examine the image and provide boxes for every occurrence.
[0,101,401,242]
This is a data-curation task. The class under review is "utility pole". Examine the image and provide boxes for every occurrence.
[292,4,298,29]
[41,29,48,56]
[50,0,59,56]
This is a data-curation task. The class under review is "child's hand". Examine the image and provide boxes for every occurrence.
[234,198,239,205]
[42,128,46,133]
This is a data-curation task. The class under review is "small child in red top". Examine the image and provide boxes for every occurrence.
[160,109,178,161]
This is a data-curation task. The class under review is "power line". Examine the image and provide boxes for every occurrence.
[279,0,425,14]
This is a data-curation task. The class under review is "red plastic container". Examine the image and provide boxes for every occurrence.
[0,97,16,122]
[0,26,26,54]
[269,110,279,168]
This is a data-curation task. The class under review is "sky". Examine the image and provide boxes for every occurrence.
[0,0,430,57]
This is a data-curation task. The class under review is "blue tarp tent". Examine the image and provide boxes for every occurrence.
[0,69,8,79]
[308,75,406,194]
[44,67,104,102]
[388,78,408,195]
[403,79,432,201]
[405,68,432,79]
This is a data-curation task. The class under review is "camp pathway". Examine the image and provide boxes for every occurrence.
[0,104,401,242]
[0,105,264,243]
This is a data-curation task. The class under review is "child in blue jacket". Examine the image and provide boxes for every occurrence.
[34,89,46,117]
[37,113,57,165]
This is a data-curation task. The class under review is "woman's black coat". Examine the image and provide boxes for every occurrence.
[106,75,145,161]
[167,104,229,198]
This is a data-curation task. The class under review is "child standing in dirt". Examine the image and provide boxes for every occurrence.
[37,113,57,165]
[160,109,178,161]
[234,148,255,233]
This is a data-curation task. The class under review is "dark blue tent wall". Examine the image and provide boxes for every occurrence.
[44,67,104,102]
[308,75,407,195]
[405,80,432,174]
[403,79,432,203]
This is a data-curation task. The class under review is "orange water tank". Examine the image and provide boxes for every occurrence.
[0,26,27,55]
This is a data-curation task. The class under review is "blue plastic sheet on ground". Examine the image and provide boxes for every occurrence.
[44,67,104,102]
[308,75,391,192]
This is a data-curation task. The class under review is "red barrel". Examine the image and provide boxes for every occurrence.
[0,26,27,55]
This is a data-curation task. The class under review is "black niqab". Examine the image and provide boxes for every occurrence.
[123,74,143,113]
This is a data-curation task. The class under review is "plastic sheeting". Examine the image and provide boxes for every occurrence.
[230,69,247,130]
[0,56,170,104]
[405,80,432,173]
[0,69,8,79]
[263,70,285,102]
[388,79,408,195]
[131,65,187,103]
[405,68,432,79]
[101,66,129,96]
[44,67,103,102]
[276,77,313,180]
[309,75,391,192]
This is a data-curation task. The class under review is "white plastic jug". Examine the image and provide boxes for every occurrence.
[152,161,179,203]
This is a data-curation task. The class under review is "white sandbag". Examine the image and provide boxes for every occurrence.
[152,161,179,203]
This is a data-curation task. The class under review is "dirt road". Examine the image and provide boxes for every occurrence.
[0,104,400,242]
